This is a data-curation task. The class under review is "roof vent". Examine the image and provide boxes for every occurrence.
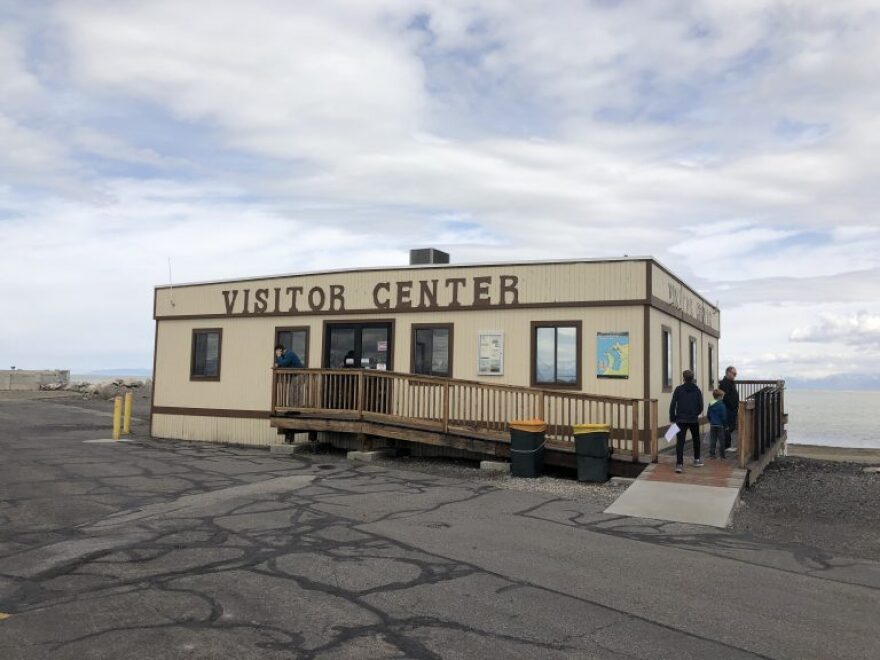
[409,248,450,265]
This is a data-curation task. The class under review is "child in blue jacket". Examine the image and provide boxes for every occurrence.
[707,389,728,459]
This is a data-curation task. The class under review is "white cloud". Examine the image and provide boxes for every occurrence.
[0,1,878,381]
[791,312,880,347]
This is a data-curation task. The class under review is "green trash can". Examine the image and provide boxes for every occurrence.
[509,419,547,478]
[573,423,610,482]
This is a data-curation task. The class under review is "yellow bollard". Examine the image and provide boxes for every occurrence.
[112,395,122,441]
[123,391,133,435]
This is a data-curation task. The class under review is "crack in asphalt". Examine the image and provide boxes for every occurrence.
[2,399,875,659]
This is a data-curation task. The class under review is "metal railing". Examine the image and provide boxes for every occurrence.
[736,380,786,469]
[735,380,781,400]
[273,368,660,462]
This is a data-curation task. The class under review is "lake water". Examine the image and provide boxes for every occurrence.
[784,389,880,449]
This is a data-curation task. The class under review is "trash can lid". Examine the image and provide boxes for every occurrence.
[572,423,611,434]
[509,419,548,433]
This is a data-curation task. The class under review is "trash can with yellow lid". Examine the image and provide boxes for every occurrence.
[572,423,610,482]
[509,419,546,478]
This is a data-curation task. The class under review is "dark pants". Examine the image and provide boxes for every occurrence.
[676,422,701,465]
[725,413,737,449]
[709,426,725,457]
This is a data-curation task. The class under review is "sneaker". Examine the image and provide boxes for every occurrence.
[693,459,704,467]
[675,464,683,473]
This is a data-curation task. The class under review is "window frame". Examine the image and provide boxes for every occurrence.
[321,320,396,370]
[274,325,310,368]
[689,335,698,376]
[661,325,673,392]
[410,323,454,378]
[708,343,715,388]
[530,320,582,390]
[190,328,223,381]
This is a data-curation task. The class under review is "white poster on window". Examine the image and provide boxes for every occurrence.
[477,332,504,376]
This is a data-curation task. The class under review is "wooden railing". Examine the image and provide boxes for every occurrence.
[737,381,786,469]
[273,368,660,462]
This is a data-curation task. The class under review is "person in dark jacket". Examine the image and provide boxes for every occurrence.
[274,344,304,368]
[718,366,739,449]
[670,370,704,472]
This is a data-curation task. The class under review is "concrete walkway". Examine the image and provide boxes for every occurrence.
[605,456,747,527]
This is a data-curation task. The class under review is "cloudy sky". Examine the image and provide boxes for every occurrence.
[1,1,878,385]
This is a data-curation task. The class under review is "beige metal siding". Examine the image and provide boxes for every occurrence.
[650,263,719,333]
[649,306,716,417]
[154,305,647,414]
[152,414,278,445]
[155,261,647,318]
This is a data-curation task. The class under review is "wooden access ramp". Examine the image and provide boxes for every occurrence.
[270,368,659,473]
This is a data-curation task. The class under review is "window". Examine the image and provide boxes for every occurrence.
[411,324,452,377]
[531,322,581,388]
[191,329,222,380]
[689,336,698,377]
[275,326,309,366]
[662,326,672,391]
[708,344,715,388]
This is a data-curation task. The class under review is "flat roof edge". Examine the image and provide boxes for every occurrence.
[154,256,718,311]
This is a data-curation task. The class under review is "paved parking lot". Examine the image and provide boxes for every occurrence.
[1,394,878,659]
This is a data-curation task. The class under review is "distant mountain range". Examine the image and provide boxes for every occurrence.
[79,368,153,377]
[786,374,880,391]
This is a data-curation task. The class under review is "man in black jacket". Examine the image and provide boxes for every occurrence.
[718,366,740,450]
[670,370,704,472]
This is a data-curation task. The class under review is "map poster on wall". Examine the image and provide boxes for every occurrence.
[477,332,504,376]
[596,332,630,379]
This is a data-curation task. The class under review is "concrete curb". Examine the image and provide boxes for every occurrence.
[347,449,396,462]
[270,443,310,455]
[788,444,880,464]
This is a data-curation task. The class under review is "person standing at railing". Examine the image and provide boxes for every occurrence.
[670,370,704,473]
[719,366,739,451]
[274,344,304,368]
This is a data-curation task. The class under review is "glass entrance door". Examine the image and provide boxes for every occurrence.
[324,323,393,412]
[325,323,392,370]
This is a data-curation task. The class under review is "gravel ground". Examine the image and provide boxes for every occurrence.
[0,386,153,422]
[733,456,880,560]
[367,454,632,506]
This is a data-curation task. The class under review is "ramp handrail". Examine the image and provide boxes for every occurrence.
[736,381,786,469]
[273,368,660,462]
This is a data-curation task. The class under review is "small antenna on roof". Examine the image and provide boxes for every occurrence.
[168,257,176,307]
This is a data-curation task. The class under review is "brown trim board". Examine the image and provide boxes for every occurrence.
[155,297,719,339]
[651,297,720,338]
[150,320,158,435]
[155,298,648,321]
[644,261,652,402]
[152,406,271,419]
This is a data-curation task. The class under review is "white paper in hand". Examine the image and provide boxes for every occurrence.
[665,423,680,442]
